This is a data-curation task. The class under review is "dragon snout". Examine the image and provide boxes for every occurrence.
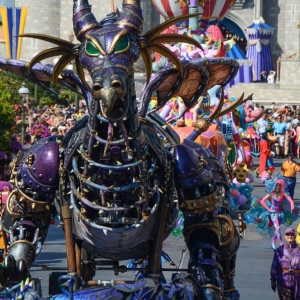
[94,83,127,121]
[99,87,118,114]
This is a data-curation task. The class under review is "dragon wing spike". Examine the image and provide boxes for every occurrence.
[53,55,75,88]
[29,47,73,70]
[75,58,90,91]
[143,13,200,42]
[17,34,74,50]
[216,92,250,118]
[208,88,225,120]
[243,93,254,102]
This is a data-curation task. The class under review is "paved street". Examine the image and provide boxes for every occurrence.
[30,157,300,299]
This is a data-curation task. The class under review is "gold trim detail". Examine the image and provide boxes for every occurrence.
[114,21,140,32]
[123,0,140,8]
[179,190,219,213]
[114,64,130,72]
[123,7,143,23]
[223,268,235,278]
[218,214,235,247]
[77,23,101,39]
[86,34,106,56]
[201,284,224,295]
[107,29,129,55]
[224,288,236,293]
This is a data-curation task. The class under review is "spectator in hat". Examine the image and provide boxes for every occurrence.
[66,118,75,131]
[281,153,300,199]
[270,227,300,300]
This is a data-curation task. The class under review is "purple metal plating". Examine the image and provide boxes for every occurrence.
[20,142,59,193]
[174,144,213,188]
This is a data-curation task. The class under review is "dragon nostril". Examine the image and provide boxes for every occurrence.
[93,83,103,91]
[111,80,122,89]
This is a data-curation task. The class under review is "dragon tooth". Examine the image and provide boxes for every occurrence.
[103,229,108,235]
[29,280,34,288]
[25,277,30,287]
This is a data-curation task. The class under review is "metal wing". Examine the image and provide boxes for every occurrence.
[0,58,88,96]
[138,57,239,117]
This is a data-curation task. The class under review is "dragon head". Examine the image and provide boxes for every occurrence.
[72,0,143,121]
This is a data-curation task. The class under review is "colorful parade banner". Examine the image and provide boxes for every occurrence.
[0,6,28,59]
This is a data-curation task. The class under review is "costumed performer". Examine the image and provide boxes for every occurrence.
[251,133,274,177]
[270,227,300,300]
[244,178,298,250]
[259,133,271,176]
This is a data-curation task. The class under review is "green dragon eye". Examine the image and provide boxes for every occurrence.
[85,41,101,56]
[115,36,130,53]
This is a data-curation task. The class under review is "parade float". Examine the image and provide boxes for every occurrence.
[0,0,260,299]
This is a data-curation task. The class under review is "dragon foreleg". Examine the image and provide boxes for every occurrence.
[174,144,240,299]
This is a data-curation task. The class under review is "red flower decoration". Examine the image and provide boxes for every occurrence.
[268,166,275,173]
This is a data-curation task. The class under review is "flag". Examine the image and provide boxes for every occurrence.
[0,6,28,59]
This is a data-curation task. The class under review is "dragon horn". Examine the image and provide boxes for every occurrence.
[214,93,254,118]
[115,0,143,34]
[73,0,101,41]
[208,88,225,120]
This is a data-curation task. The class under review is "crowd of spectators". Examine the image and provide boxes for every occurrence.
[253,103,300,158]
[20,101,87,141]
[0,101,88,181]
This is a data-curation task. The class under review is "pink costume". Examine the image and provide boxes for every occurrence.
[260,179,295,250]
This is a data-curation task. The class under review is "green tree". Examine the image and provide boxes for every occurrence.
[0,70,78,106]
[0,80,16,152]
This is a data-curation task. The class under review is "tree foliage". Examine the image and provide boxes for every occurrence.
[0,70,77,106]
[0,80,16,152]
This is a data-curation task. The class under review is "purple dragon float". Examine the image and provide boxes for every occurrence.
[0,0,248,299]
